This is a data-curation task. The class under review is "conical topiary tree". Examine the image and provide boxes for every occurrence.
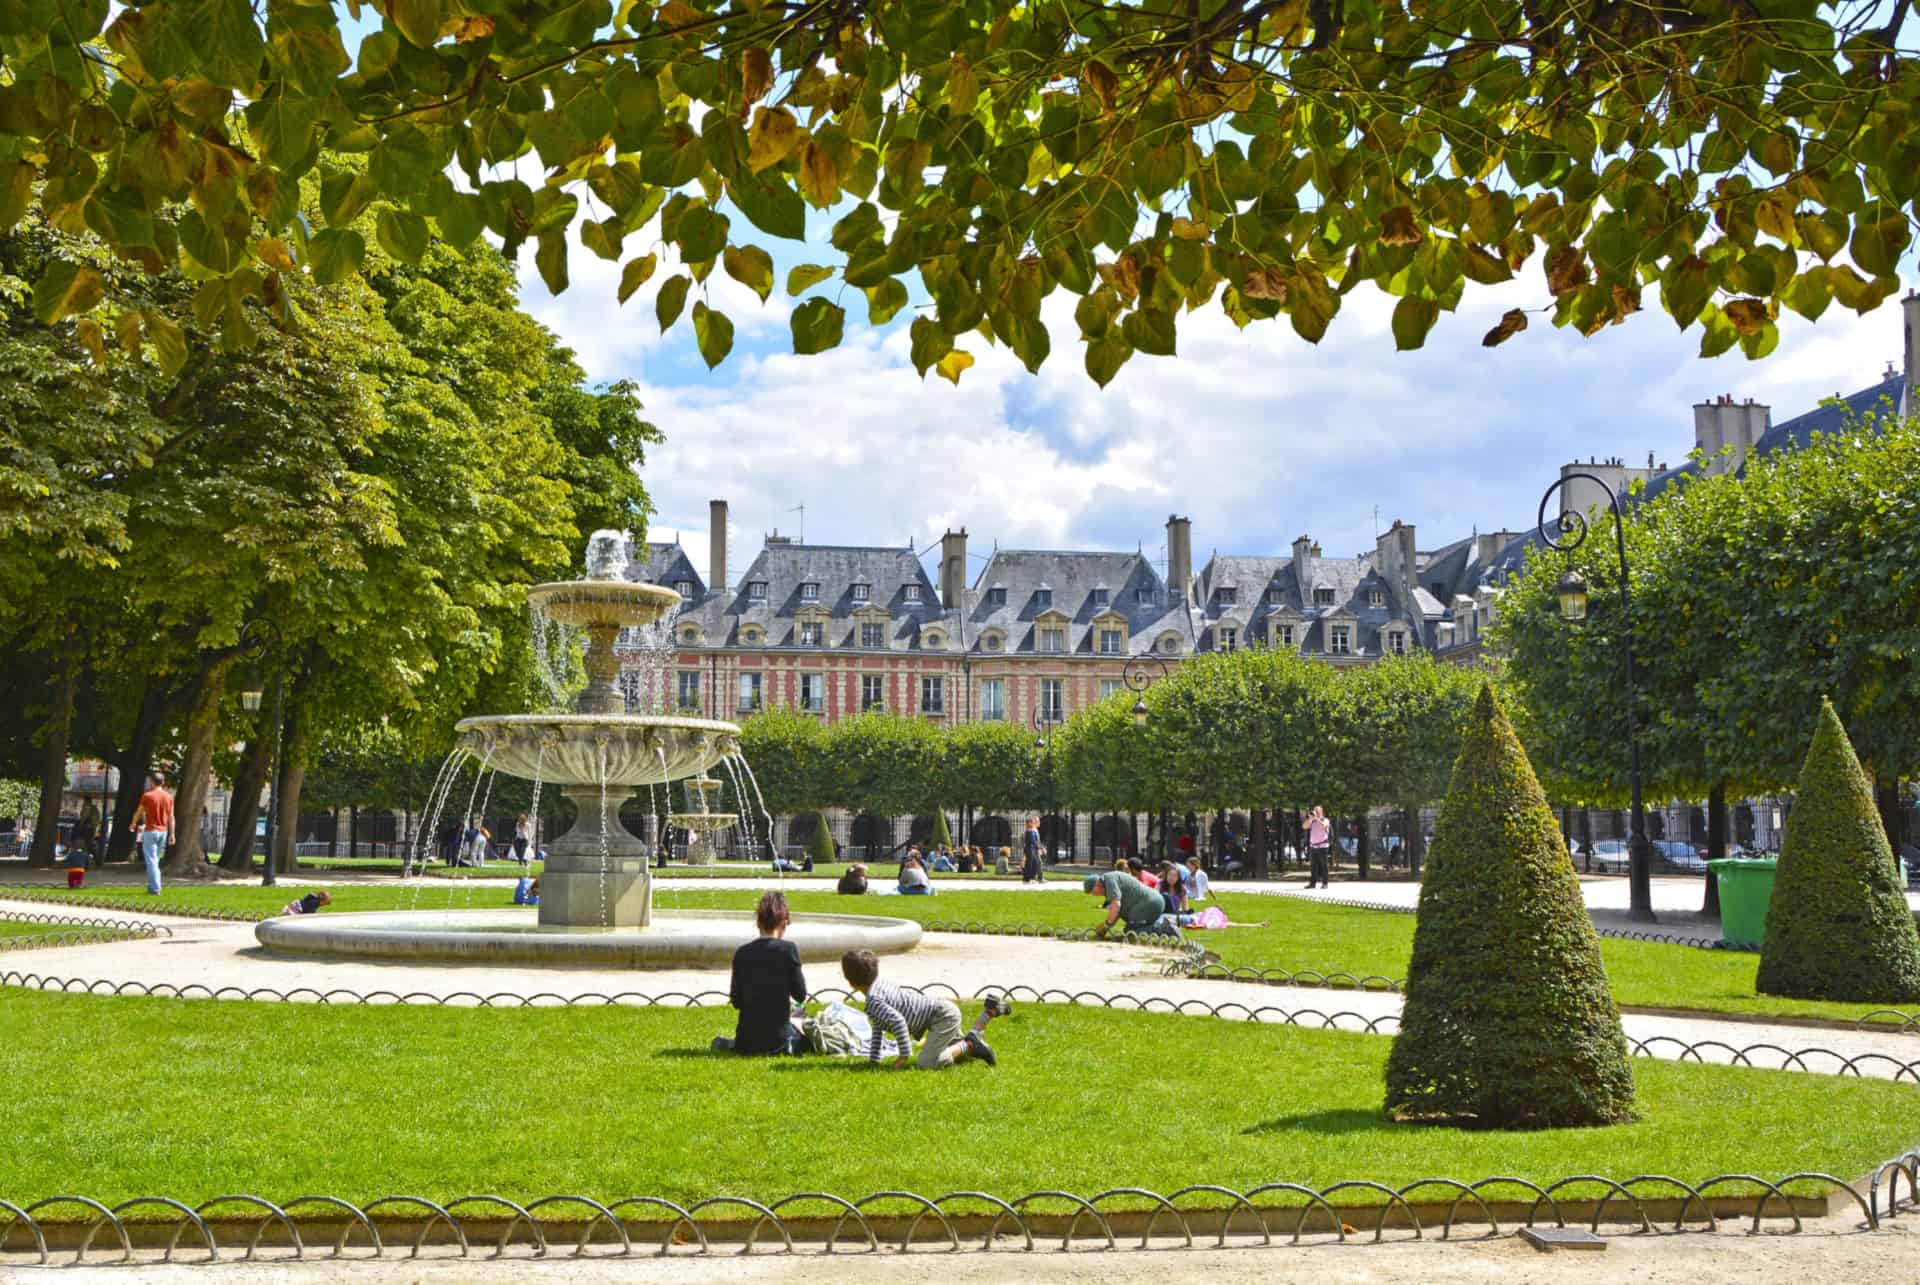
[1384,685,1637,1128]
[804,814,838,867]
[1756,699,1920,1002]
[929,808,954,849]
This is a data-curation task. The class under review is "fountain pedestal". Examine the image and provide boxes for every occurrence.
[539,784,652,929]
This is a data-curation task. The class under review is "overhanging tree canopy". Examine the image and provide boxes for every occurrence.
[5,0,1915,382]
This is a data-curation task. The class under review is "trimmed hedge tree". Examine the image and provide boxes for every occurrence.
[1385,686,1637,1129]
[804,815,838,868]
[1756,700,1920,1003]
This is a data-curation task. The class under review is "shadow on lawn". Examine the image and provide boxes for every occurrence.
[1243,1108,1389,1137]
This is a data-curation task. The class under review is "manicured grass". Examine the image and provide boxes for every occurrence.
[0,990,1911,1207]
[0,917,85,939]
[10,882,1910,1025]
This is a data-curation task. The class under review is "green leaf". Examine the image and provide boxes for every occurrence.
[177,208,242,273]
[535,229,568,295]
[618,253,658,304]
[1391,297,1439,351]
[1121,307,1176,357]
[320,169,375,227]
[436,195,483,247]
[1002,311,1050,373]
[180,0,265,89]
[270,7,348,95]
[865,277,907,325]
[31,261,105,324]
[0,160,34,232]
[1661,256,1711,328]
[656,274,689,331]
[252,87,321,170]
[676,205,727,264]
[729,171,805,240]
[909,316,951,376]
[722,244,774,302]
[307,228,365,284]
[1781,268,1832,323]
[691,301,734,368]
[786,264,834,296]
[145,311,187,375]
[1288,268,1336,343]
[790,297,845,354]
[375,207,429,264]
[580,219,622,262]
[388,0,444,48]
[1084,334,1132,387]
[1696,304,1739,358]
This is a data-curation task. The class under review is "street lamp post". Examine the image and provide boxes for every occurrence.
[1536,474,1657,924]
[1122,655,1172,855]
[1030,706,1058,862]
[236,622,284,889]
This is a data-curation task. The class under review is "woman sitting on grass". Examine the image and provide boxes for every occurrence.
[714,891,808,1056]
[837,863,869,894]
[897,854,933,895]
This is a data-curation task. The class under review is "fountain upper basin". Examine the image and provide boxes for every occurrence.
[256,908,923,967]
[527,579,682,629]
[454,713,742,786]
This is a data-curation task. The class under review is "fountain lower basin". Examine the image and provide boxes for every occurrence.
[453,714,741,786]
[256,909,923,967]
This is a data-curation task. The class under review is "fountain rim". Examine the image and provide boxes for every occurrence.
[454,713,744,736]
[526,578,683,600]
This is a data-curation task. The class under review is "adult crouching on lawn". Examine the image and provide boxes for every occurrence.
[714,891,808,1056]
[1084,870,1178,939]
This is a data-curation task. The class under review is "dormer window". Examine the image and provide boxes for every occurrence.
[1368,589,1385,608]
[741,626,763,644]
[1217,626,1237,652]
[1267,587,1282,604]
[1098,628,1123,655]
[1159,634,1180,654]
[1034,588,1052,609]
[988,586,1007,606]
[1313,586,1335,606]
[852,582,870,603]
[1329,624,1353,655]
[1038,626,1066,653]
[748,581,768,602]
[1218,587,1237,605]
[799,581,819,602]
[1274,622,1295,647]
[799,621,823,646]
[675,579,693,596]
[1387,629,1408,655]
[922,627,945,648]
[1135,587,1154,603]
[904,584,921,602]
[983,632,1004,652]
[1090,587,1109,608]
[860,621,884,647]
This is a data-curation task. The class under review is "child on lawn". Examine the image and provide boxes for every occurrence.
[840,948,1010,1069]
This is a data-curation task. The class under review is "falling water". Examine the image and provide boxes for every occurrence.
[719,753,754,859]
[410,748,472,913]
[408,748,464,876]
[526,743,547,877]
[733,753,778,864]
[596,739,612,925]
[447,745,495,919]
[528,599,583,712]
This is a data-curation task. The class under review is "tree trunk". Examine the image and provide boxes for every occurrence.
[1355,813,1371,880]
[29,657,79,868]
[272,698,310,876]
[219,716,273,872]
[1579,808,1595,873]
[1875,776,1908,871]
[349,805,359,859]
[1404,804,1423,878]
[1702,782,1728,918]
[1249,807,1269,880]
[162,659,227,878]
[106,679,170,863]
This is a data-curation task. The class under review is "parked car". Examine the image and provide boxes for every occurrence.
[1581,838,1706,873]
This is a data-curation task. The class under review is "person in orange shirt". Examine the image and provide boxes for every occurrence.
[129,772,174,895]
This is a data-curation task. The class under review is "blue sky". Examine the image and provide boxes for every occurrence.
[517,235,1917,589]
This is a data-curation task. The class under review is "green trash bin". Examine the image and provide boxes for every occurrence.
[1708,857,1778,949]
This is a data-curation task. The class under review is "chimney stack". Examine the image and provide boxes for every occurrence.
[708,499,728,595]
[1374,520,1416,615]
[1165,515,1192,603]
[1902,289,1918,421]
[1291,534,1316,597]
[940,528,968,608]
[1692,396,1770,477]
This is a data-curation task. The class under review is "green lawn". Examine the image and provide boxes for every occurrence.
[7,881,1910,1025]
[0,917,90,940]
[0,990,1910,1208]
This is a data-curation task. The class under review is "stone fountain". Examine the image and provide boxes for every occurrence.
[668,776,737,866]
[254,530,922,967]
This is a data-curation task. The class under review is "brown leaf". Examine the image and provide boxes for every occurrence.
[747,106,801,173]
[741,47,772,109]
[1241,267,1289,301]
[1378,205,1423,247]
[657,0,701,28]
[1481,308,1528,348]
[1170,218,1210,241]
[115,310,144,356]
[1610,284,1641,323]
[453,15,494,41]
[798,140,839,207]
[1105,252,1140,301]
[1083,59,1119,113]
[1723,297,1769,335]
[256,237,297,271]
[1544,244,1587,296]
[76,318,108,364]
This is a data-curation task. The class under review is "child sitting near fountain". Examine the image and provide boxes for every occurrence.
[840,949,1010,1069]
[714,891,808,1056]
[280,890,332,916]
[513,876,540,906]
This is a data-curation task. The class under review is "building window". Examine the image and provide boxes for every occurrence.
[861,622,885,648]
[861,675,884,711]
[1159,634,1179,654]
[675,579,693,596]
[1034,588,1052,609]
[799,581,819,602]
[1313,586,1335,606]
[748,581,768,602]
[676,671,701,711]
[1217,626,1237,652]
[1039,626,1066,653]
[1276,623,1294,647]
[1090,588,1109,608]
[1368,589,1385,608]
[980,678,1005,720]
[737,673,762,712]
[618,671,643,711]
[921,676,944,714]
[1329,625,1352,655]
[741,627,762,644]
[1040,678,1064,723]
[1267,587,1282,604]
[679,626,701,645]
[904,585,921,602]
[1100,678,1123,699]
[983,633,1003,652]
[1136,586,1154,603]
[799,673,824,712]
[852,583,870,603]
[1098,628,1122,655]
[1218,587,1237,605]
[988,586,1007,606]
[1387,630,1408,655]
[799,621,823,646]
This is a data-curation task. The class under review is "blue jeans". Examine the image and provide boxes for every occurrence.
[139,830,166,893]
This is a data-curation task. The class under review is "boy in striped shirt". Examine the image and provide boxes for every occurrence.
[840,949,1010,1069]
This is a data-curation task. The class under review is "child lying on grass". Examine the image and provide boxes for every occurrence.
[840,948,1009,1069]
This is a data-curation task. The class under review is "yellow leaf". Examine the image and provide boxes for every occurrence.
[935,348,974,384]
[453,15,494,40]
[657,0,700,28]
[1378,205,1422,246]
[257,237,297,271]
[76,318,107,364]
[1170,218,1209,241]
[1083,59,1118,113]
[948,53,977,113]
[741,47,772,108]
[115,310,144,356]
[747,106,801,173]
[1756,195,1796,243]
[798,140,839,207]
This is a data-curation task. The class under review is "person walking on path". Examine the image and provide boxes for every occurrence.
[130,773,174,895]
[513,814,533,865]
[1303,806,1332,889]
[1021,816,1045,883]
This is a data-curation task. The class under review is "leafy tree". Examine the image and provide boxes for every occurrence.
[1384,686,1636,1128]
[8,0,1914,378]
[824,712,940,823]
[941,720,1042,817]
[0,779,35,823]
[733,708,832,816]
[1756,698,1920,1004]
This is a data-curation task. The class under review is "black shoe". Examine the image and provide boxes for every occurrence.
[964,1030,997,1067]
[983,994,1013,1019]
[710,1035,734,1052]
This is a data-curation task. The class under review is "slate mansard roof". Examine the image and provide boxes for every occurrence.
[1192,552,1423,656]
[963,549,1192,655]
[673,542,943,651]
